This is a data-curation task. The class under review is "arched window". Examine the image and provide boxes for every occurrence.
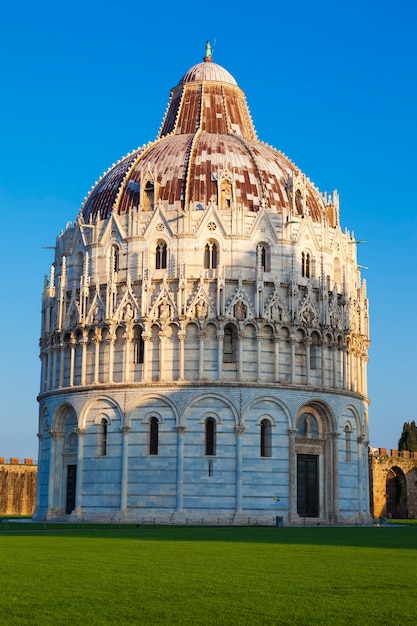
[156,241,167,270]
[220,179,232,209]
[204,241,218,269]
[111,245,119,274]
[257,244,270,272]
[143,181,155,211]
[74,251,84,278]
[223,324,237,363]
[260,419,272,457]
[133,326,144,364]
[344,424,352,462]
[149,417,159,455]
[205,418,216,455]
[301,251,311,278]
[310,333,320,370]
[99,418,108,456]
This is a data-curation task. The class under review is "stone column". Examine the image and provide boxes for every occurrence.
[52,346,58,390]
[358,437,369,518]
[330,432,340,522]
[332,344,338,388]
[255,333,263,381]
[363,355,369,397]
[235,425,245,513]
[321,339,326,387]
[40,350,46,391]
[120,426,130,516]
[198,330,205,379]
[347,348,353,391]
[35,433,43,514]
[47,431,58,516]
[59,342,65,388]
[48,429,63,517]
[124,330,132,383]
[81,335,88,386]
[289,336,296,384]
[176,426,186,512]
[342,346,347,390]
[274,334,280,382]
[74,428,85,517]
[158,331,166,381]
[93,331,101,384]
[178,331,186,380]
[217,331,224,380]
[142,333,151,382]
[304,337,312,386]
[46,348,52,391]
[238,331,245,379]
[107,334,115,383]
[69,335,76,387]
[288,429,298,521]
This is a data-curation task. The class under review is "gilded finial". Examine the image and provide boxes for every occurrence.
[204,40,212,62]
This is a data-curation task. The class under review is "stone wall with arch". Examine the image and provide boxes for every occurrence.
[369,448,417,519]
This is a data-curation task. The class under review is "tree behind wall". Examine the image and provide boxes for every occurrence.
[398,420,417,452]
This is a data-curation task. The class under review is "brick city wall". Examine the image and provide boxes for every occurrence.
[0,458,37,516]
[369,448,417,519]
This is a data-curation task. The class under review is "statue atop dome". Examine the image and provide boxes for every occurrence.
[204,40,212,62]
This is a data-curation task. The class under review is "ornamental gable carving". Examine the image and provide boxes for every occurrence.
[185,284,215,322]
[113,286,141,324]
[148,282,177,324]
[264,283,291,324]
[224,276,255,320]
[86,288,106,325]
[64,297,80,330]
[299,283,320,327]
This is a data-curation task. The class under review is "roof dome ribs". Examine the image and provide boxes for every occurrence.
[80,47,330,223]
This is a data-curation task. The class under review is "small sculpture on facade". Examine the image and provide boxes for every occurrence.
[159,298,171,323]
[234,299,246,320]
[196,299,208,320]
[124,302,134,321]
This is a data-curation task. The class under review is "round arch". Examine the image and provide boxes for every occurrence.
[182,391,240,427]
[125,392,180,428]
[294,399,336,435]
[78,394,123,430]
[386,466,408,519]
[243,395,292,430]
[51,402,78,432]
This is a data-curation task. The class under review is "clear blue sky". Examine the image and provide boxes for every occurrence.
[1,0,416,459]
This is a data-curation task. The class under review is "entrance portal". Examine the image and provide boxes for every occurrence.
[297,454,319,517]
[66,464,77,514]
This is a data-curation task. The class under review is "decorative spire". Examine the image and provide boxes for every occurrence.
[204,40,212,62]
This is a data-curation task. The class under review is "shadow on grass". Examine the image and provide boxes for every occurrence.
[1,521,416,550]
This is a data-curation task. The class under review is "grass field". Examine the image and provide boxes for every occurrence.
[0,524,416,625]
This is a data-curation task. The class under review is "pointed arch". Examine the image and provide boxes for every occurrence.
[204,240,218,269]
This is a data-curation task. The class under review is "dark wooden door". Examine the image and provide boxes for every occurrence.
[297,454,319,517]
[66,464,77,514]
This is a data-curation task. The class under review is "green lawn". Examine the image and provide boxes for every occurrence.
[0,524,415,625]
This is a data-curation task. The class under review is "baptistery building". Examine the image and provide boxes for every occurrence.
[35,44,371,524]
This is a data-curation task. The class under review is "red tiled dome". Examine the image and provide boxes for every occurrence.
[80,50,326,224]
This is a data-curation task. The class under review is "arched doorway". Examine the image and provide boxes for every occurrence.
[386,466,408,519]
[294,404,335,521]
